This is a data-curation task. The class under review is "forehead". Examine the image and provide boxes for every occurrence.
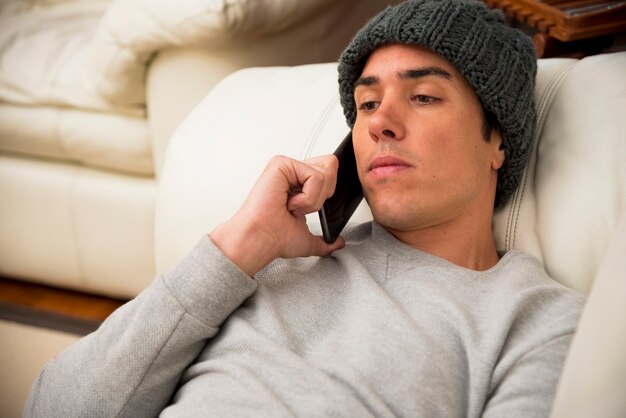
[358,44,469,89]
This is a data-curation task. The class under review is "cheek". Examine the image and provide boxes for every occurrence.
[428,105,484,158]
[351,126,371,179]
[414,125,456,171]
[416,132,484,191]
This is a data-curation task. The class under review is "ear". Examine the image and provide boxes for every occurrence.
[491,130,505,170]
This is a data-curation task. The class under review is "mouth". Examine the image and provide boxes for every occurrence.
[368,155,412,176]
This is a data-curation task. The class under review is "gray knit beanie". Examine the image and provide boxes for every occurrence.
[338,0,537,207]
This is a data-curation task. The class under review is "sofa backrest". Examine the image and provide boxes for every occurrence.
[493,53,626,294]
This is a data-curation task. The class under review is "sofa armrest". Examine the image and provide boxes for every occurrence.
[550,212,626,418]
[147,47,233,177]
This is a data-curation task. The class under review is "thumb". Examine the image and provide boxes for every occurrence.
[306,234,346,257]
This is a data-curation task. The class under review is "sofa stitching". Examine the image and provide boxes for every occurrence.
[509,65,563,248]
[68,165,87,288]
[510,61,576,249]
[301,92,342,160]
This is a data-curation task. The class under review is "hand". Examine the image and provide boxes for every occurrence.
[209,155,346,276]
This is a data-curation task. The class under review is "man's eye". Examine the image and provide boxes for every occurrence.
[412,95,437,104]
[359,101,379,111]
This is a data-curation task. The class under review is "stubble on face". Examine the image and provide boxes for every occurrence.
[351,44,502,237]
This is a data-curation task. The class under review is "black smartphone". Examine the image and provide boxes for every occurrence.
[318,131,364,243]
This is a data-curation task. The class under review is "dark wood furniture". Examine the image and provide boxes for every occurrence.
[483,0,626,57]
[0,277,125,335]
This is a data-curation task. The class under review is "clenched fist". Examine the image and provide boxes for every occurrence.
[209,155,346,277]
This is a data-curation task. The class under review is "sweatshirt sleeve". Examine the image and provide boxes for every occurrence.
[23,235,257,418]
[481,333,575,418]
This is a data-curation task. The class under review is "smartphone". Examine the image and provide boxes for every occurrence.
[318,131,364,243]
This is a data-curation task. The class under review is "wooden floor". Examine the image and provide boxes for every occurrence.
[0,277,127,335]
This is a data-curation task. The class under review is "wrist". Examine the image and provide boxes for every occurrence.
[209,215,277,277]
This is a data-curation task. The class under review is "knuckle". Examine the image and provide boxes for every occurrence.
[268,154,287,165]
[311,169,324,182]
[323,156,339,180]
[329,154,339,169]
[265,156,283,172]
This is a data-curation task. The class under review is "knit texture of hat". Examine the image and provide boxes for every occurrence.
[338,0,537,207]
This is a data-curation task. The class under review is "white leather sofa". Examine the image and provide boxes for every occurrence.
[0,0,402,298]
[157,52,626,417]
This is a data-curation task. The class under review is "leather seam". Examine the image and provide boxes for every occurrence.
[508,61,576,250]
[301,92,341,160]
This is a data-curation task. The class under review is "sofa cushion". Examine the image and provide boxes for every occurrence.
[86,0,341,105]
[0,0,138,114]
[0,155,156,298]
[0,105,152,175]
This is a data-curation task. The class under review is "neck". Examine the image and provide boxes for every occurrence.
[383,204,500,271]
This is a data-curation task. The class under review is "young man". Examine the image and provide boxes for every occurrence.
[25,1,584,417]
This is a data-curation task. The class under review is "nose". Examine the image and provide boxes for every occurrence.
[368,100,405,142]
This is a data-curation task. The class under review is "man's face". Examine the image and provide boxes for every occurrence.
[352,44,504,234]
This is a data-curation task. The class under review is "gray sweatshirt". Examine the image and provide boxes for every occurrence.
[24,222,584,417]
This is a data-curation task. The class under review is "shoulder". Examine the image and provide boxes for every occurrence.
[491,249,585,357]
[498,249,585,296]
[493,250,585,322]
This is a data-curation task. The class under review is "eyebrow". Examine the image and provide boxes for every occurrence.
[354,66,453,88]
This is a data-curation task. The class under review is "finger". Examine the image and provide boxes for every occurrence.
[307,234,346,257]
[305,155,339,199]
[287,162,328,214]
[263,156,320,211]
[296,167,327,211]
[304,154,338,170]
[297,155,339,208]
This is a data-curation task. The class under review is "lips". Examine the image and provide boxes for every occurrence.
[368,155,412,175]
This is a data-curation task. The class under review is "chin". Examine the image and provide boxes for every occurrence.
[368,198,417,231]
